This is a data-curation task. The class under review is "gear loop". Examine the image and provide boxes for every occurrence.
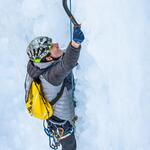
[43,118,74,149]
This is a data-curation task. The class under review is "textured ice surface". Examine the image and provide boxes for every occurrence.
[0,0,149,150]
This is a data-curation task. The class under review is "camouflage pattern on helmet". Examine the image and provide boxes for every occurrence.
[27,36,52,62]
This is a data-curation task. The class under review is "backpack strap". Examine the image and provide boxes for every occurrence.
[50,80,66,105]
[31,61,66,105]
[33,76,66,106]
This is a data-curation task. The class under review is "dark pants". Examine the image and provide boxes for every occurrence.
[60,132,76,150]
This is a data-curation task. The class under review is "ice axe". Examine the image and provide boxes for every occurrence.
[62,0,81,28]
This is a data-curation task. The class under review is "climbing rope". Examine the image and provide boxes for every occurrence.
[69,0,72,41]
[43,119,74,150]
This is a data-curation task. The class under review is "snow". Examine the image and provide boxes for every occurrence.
[0,0,150,150]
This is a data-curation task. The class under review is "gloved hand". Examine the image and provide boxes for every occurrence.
[73,27,85,44]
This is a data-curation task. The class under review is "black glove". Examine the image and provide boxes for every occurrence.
[73,27,85,44]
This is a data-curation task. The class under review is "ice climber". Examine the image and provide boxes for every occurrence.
[25,27,85,150]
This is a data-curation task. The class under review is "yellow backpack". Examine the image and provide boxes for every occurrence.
[26,79,65,120]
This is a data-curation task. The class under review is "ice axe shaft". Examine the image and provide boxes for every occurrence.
[62,0,81,28]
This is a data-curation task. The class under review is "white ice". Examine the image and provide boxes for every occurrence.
[0,0,149,150]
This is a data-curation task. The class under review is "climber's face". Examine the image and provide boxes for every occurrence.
[45,43,63,61]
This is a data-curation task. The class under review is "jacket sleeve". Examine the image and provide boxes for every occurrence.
[43,43,81,86]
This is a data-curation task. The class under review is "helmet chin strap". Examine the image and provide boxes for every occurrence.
[50,55,62,61]
[41,52,63,62]
[50,51,64,61]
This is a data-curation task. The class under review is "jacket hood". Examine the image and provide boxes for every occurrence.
[27,57,62,79]
[34,61,55,69]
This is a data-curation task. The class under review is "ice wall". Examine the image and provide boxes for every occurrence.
[0,0,149,150]
[75,0,150,150]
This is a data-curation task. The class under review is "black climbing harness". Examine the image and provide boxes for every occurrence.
[43,118,74,150]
